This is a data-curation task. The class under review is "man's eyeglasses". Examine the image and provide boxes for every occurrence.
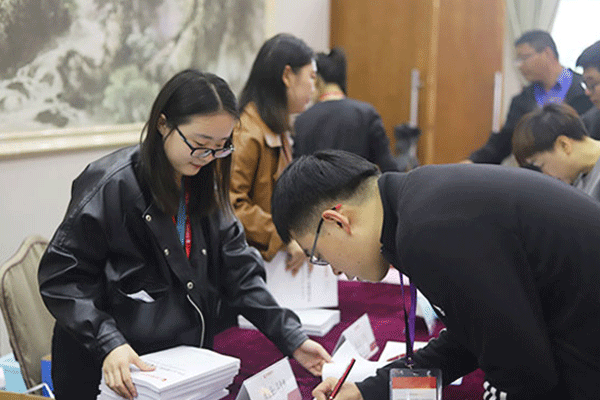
[513,52,537,67]
[308,205,340,266]
[175,126,234,159]
[581,80,600,93]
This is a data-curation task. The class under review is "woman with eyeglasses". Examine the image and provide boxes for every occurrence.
[38,69,331,400]
[230,33,317,276]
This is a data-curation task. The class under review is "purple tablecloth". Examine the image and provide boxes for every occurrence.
[214,280,484,399]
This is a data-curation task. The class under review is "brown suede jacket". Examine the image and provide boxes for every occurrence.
[230,103,292,261]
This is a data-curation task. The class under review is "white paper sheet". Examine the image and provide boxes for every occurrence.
[262,251,338,309]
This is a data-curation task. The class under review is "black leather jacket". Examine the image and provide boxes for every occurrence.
[38,146,307,361]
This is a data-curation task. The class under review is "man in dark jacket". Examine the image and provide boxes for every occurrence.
[294,47,399,172]
[468,30,593,164]
[272,150,600,400]
[577,40,600,139]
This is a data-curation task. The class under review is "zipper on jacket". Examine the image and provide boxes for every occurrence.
[186,294,205,347]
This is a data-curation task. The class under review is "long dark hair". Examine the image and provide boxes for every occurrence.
[139,69,239,217]
[239,33,314,134]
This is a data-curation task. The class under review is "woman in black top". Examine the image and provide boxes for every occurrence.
[38,70,330,400]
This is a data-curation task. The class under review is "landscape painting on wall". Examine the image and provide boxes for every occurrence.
[0,0,264,134]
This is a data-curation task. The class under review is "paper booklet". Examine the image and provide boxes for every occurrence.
[238,308,340,337]
[97,345,240,400]
[262,251,338,309]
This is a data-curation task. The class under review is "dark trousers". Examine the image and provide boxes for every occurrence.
[51,324,102,400]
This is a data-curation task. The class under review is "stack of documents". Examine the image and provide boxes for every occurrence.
[238,308,341,337]
[97,346,240,400]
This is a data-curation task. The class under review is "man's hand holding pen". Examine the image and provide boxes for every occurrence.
[313,358,362,400]
[312,379,362,400]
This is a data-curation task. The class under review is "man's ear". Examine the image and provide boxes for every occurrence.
[322,209,351,234]
[282,65,294,88]
[555,135,573,155]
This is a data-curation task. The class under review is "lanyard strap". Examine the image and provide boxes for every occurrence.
[175,184,192,258]
[399,275,417,366]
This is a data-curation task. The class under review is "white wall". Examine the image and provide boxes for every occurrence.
[0,148,122,264]
[266,0,331,53]
[0,0,331,357]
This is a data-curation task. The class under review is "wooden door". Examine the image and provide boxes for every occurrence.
[330,0,504,164]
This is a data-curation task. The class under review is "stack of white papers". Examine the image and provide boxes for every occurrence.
[238,308,341,337]
[97,346,240,400]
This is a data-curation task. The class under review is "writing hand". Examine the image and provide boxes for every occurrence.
[312,378,363,400]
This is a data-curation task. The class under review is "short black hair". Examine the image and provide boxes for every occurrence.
[576,40,600,72]
[515,30,559,60]
[271,150,380,243]
[316,47,347,94]
[512,103,588,167]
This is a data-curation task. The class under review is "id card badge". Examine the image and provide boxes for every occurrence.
[390,368,442,400]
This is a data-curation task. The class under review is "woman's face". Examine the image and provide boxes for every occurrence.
[526,148,579,184]
[159,111,236,183]
[285,61,317,114]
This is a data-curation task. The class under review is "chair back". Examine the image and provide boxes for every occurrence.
[0,235,54,389]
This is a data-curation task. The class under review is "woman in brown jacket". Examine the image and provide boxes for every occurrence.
[230,33,316,275]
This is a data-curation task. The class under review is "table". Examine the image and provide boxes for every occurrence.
[214,280,485,399]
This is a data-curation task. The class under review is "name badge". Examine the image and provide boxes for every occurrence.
[333,313,378,360]
[235,358,301,400]
[390,368,441,400]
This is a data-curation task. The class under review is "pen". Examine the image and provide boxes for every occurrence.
[328,358,356,400]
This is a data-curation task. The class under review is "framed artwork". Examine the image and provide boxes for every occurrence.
[0,0,265,158]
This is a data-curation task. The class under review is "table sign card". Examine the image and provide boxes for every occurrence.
[333,313,378,360]
[235,357,301,400]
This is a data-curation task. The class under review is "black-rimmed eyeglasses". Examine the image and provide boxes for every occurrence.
[175,126,234,159]
[308,206,339,266]
[581,80,600,93]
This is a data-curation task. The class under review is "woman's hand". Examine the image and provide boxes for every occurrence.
[102,343,155,399]
[286,240,310,276]
[312,378,363,400]
[292,339,332,376]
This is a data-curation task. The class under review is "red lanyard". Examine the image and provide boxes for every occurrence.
[173,188,192,258]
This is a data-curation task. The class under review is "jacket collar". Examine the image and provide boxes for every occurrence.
[243,103,293,149]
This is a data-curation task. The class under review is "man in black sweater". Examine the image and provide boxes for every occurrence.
[467,30,592,164]
[271,150,600,400]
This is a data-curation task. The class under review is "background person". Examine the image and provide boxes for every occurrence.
[38,70,331,400]
[271,150,600,400]
[230,33,316,275]
[293,47,399,172]
[466,30,592,164]
[576,40,600,140]
[513,102,600,201]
